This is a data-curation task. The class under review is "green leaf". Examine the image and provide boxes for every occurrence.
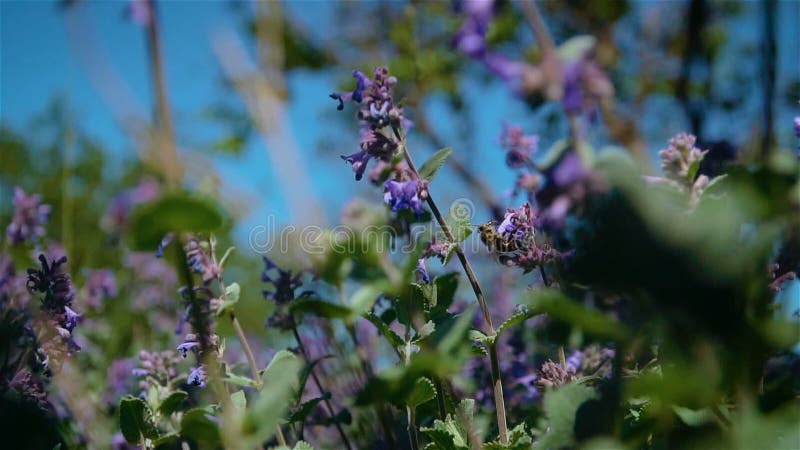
[418,147,453,181]
[224,373,256,388]
[180,408,222,448]
[364,312,404,348]
[152,433,180,447]
[406,377,437,409]
[289,298,352,320]
[468,329,494,346]
[445,202,473,244]
[244,351,301,445]
[520,290,629,340]
[288,393,331,423]
[672,406,715,427]
[496,307,541,337]
[296,356,334,401]
[158,390,188,416]
[231,390,247,410]
[130,192,225,250]
[421,414,469,450]
[430,273,459,318]
[537,383,597,449]
[483,423,531,449]
[119,396,158,444]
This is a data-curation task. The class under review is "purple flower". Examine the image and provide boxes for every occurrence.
[536,360,577,389]
[184,236,220,283]
[499,123,538,169]
[127,0,151,26]
[27,255,76,318]
[415,258,430,284]
[482,53,526,91]
[133,350,180,393]
[452,0,494,58]
[383,180,426,216]
[658,133,707,187]
[794,116,800,156]
[6,187,51,245]
[187,366,206,388]
[562,61,585,116]
[262,257,304,305]
[101,178,160,234]
[334,67,407,181]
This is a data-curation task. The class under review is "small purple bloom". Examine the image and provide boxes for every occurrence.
[415,258,430,284]
[794,116,800,156]
[155,233,175,258]
[187,366,206,388]
[383,180,426,216]
[6,187,51,245]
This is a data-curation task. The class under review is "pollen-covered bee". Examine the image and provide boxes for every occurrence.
[478,220,523,255]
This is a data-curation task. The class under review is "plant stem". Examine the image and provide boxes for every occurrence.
[275,425,287,446]
[392,126,509,444]
[291,327,353,450]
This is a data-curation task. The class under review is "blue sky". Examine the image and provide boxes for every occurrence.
[1,0,799,236]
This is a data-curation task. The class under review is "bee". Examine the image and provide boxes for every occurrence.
[478,220,522,255]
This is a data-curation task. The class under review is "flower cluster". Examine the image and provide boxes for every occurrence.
[480,203,566,272]
[132,350,181,394]
[333,67,406,181]
[262,256,307,330]
[561,55,614,119]
[26,254,82,372]
[184,236,220,283]
[658,133,707,187]
[6,187,51,245]
[536,360,577,389]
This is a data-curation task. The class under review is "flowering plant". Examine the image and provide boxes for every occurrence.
[1,1,799,449]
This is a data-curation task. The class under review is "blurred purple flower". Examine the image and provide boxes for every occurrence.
[6,187,51,245]
[383,180,426,216]
[536,360,577,389]
[187,366,206,388]
[499,123,538,169]
[82,269,118,310]
[133,350,180,393]
[101,178,160,234]
[415,258,430,284]
[793,116,800,156]
[127,0,152,26]
[452,0,494,58]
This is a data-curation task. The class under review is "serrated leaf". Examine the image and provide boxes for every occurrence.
[364,312,404,348]
[130,192,225,250]
[158,390,188,416]
[406,377,437,409]
[119,396,159,444]
[419,147,453,181]
[496,307,540,337]
[430,273,459,318]
[180,408,222,448]
[468,329,494,345]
